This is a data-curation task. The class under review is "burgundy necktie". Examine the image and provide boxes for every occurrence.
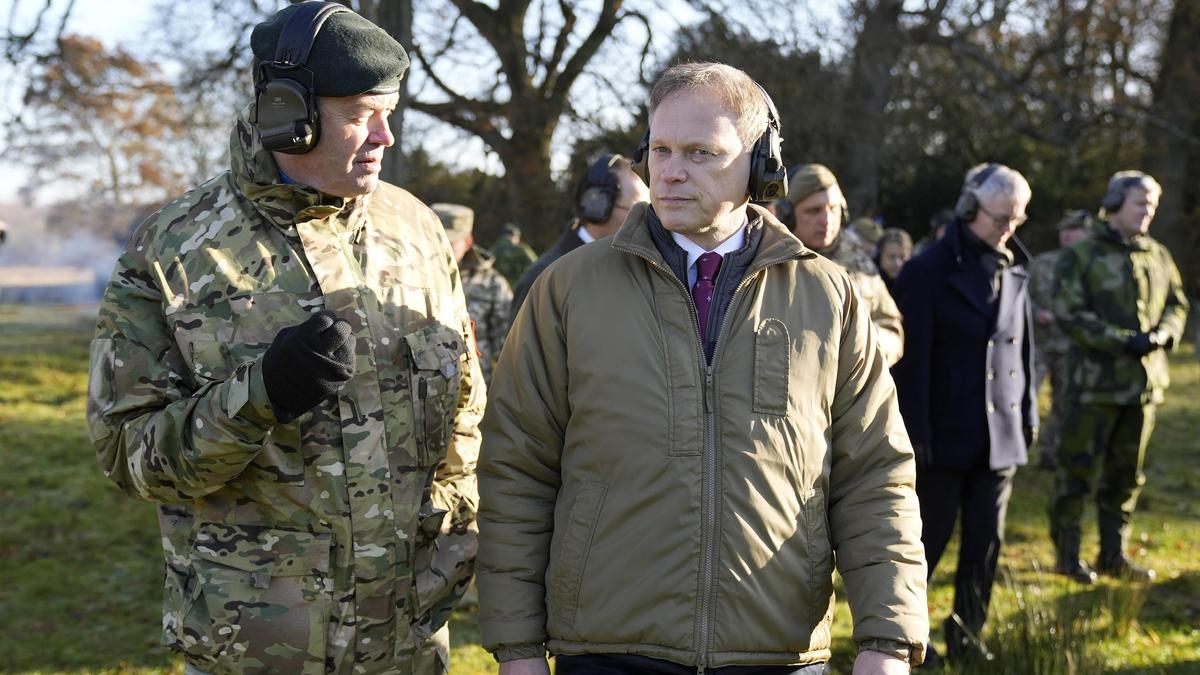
[692,251,724,340]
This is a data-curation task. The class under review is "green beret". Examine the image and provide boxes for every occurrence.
[432,203,475,240]
[252,3,409,97]
[1056,209,1092,231]
[788,164,845,213]
[849,217,884,244]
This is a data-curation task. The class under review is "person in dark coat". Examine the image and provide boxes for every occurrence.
[509,154,647,323]
[892,162,1039,667]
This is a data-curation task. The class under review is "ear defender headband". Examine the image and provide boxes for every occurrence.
[631,82,788,202]
[575,154,623,224]
[953,162,1001,222]
[254,1,350,154]
[1101,175,1146,213]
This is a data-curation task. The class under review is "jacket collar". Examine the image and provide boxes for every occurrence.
[459,245,497,273]
[230,103,369,236]
[611,202,814,274]
[1096,219,1153,252]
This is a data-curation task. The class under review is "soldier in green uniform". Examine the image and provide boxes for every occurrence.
[86,4,483,673]
[786,164,904,366]
[433,203,512,385]
[1027,210,1092,470]
[490,224,538,285]
[1049,171,1187,585]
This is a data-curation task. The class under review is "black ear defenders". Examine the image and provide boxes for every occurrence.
[575,154,622,224]
[1101,175,1145,213]
[254,1,350,154]
[631,82,788,202]
[953,162,1001,222]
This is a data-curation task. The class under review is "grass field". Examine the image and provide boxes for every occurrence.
[0,304,1197,674]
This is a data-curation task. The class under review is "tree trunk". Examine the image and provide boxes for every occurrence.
[497,127,566,250]
[1143,0,1200,291]
[840,0,905,216]
[361,0,413,187]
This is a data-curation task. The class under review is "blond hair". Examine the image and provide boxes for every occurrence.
[649,62,769,146]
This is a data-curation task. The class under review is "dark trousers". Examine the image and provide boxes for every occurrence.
[916,463,1016,647]
[555,654,829,675]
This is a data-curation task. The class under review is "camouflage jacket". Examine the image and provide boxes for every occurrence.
[459,246,512,384]
[1028,248,1070,354]
[87,105,485,674]
[491,238,537,285]
[1052,221,1188,405]
[817,235,905,366]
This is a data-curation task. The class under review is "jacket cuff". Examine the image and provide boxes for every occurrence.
[228,361,279,427]
[859,638,924,666]
[493,643,547,663]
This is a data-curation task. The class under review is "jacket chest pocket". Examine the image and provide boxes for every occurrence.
[183,523,332,674]
[754,319,790,415]
[403,323,468,467]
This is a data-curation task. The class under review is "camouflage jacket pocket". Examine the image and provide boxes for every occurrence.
[184,523,332,674]
[86,338,117,442]
[402,323,467,467]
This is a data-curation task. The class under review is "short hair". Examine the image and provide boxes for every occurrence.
[1107,170,1162,202]
[877,227,913,253]
[649,62,768,146]
[965,163,1032,207]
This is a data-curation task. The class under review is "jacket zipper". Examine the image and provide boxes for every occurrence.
[621,246,792,673]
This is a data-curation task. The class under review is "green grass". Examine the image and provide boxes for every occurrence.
[1,304,1197,674]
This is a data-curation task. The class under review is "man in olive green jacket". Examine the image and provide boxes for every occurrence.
[478,63,927,675]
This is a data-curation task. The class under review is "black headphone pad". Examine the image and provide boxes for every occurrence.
[257,76,318,153]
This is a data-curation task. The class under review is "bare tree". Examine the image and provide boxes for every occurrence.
[1143,0,1200,287]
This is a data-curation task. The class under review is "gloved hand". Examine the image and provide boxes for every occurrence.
[261,310,355,423]
[1124,332,1159,357]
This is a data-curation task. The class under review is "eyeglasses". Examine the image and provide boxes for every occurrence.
[977,203,1027,228]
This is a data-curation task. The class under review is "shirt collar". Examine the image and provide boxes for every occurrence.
[670,218,748,276]
[576,224,596,244]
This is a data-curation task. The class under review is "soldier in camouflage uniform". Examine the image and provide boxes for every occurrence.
[86,6,482,674]
[433,203,512,385]
[786,164,904,365]
[490,224,538,285]
[1027,210,1092,470]
[1049,171,1187,585]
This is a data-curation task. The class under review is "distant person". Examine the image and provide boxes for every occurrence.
[1048,171,1187,585]
[913,208,954,256]
[0,219,7,247]
[848,216,885,258]
[874,227,913,294]
[478,61,927,675]
[786,164,904,366]
[509,153,648,321]
[434,203,513,384]
[86,4,483,673]
[491,223,538,285]
[892,163,1037,666]
[1027,210,1092,470]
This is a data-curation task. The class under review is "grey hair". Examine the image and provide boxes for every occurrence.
[965,163,1032,206]
[649,62,769,146]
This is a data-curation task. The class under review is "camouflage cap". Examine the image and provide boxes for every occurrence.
[432,203,474,241]
[1056,209,1092,231]
[788,163,846,213]
[252,3,409,96]
[849,217,884,244]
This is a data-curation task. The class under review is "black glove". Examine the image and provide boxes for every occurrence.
[261,310,355,423]
[1124,332,1160,357]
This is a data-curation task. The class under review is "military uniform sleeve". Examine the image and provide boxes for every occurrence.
[863,273,904,366]
[87,246,278,504]
[477,271,571,663]
[827,275,929,664]
[1052,246,1134,353]
[1155,247,1188,346]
